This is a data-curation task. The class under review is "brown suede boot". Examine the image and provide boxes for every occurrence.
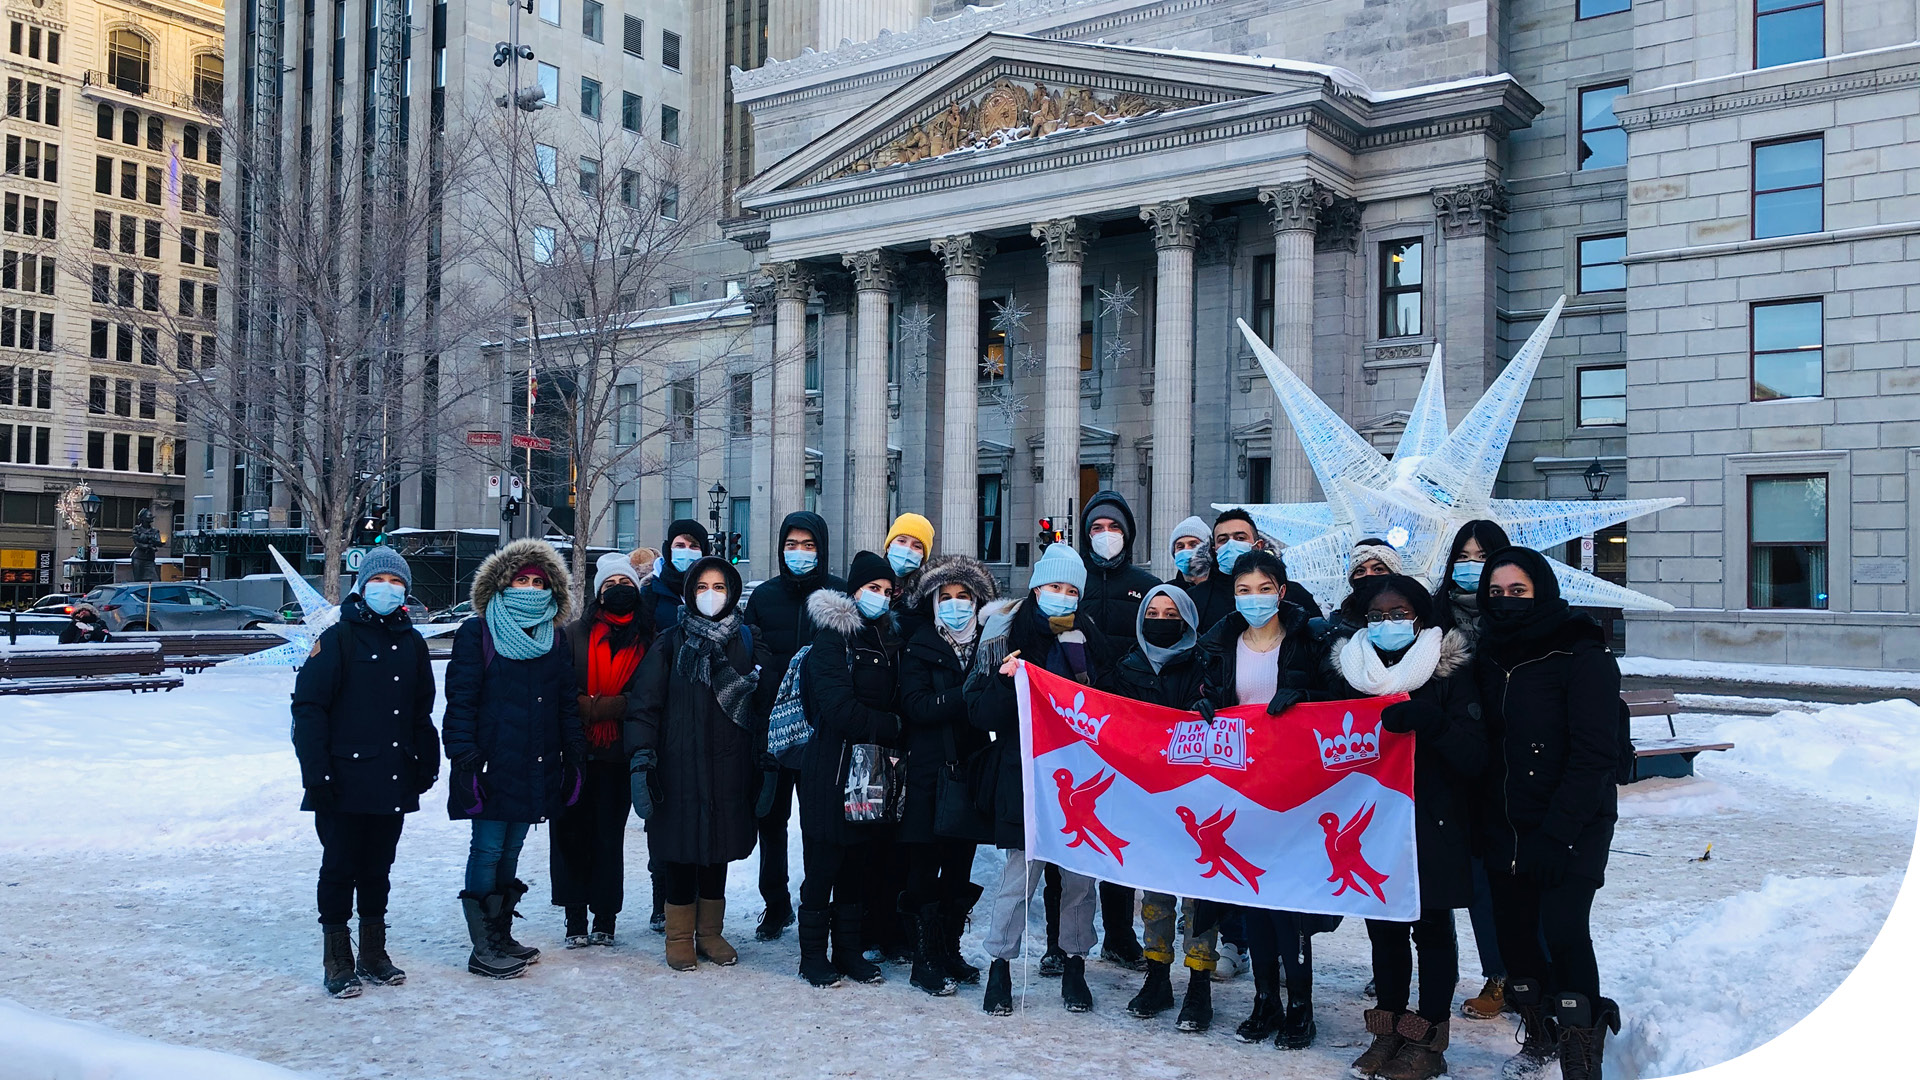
[1462,976,1507,1019]
[664,903,698,971]
[695,898,738,966]
[1350,1008,1405,1077]
[1377,1014,1449,1080]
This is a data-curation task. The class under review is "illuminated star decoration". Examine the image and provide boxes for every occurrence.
[1013,342,1042,375]
[223,544,461,668]
[1101,334,1133,367]
[896,307,935,355]
[1097,279,1138,321]
[903,357,929,386]
[990,296,1031,337]
[1216,295,1684,611]
[993,390,1030,427]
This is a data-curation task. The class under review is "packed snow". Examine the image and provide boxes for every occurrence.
[0,669,1913,1079]
[1618,655,1920,692]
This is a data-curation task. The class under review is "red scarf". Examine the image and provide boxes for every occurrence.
[586,613,644,749]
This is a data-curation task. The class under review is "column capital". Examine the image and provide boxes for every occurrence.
[764,260,814,302]
[1197,216,1240,264]
[841,250,897,292]
[1315,197,1364,253]
[1031,218,1098,265]
[1432,181,1510,238]
[931,234,996,278]
[1140,199,1209,250]
[1258,180,1334,234]
[744,277,777,323]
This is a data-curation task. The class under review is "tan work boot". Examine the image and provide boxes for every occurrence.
[1377,1014,1449,1080]
[1461,976,1507,1019]
[1350,1008,1405,1077]
[664,903,698,971]
[695,897,738,966]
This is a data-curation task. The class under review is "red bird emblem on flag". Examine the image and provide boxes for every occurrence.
[1176,806,1266,893]
[1053,768,1130,865]
[1320,804,1390,902]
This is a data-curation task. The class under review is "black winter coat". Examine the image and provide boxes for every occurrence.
[1078,491,1161,650]
[799,590,903,846]
[743,510,847,717]
[1172,571,1236,633]
[1105,645,1209,713]
[1324,630,1486,909]
[895,618,989,844]
[292,598,440,814]
[565,610,651,765]
[1198,601,1328,710]
[644,575,686,636]
[442,618,586,824]
[1475,616,1620,886]
[624,622,764,865]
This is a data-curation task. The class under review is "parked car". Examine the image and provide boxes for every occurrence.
[430,599,475,623]
[84,584,286,633]
[26,594,83,616]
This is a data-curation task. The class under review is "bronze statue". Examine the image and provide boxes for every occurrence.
[131,507,161,582]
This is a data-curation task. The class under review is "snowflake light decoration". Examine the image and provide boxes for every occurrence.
[990,296,1031,337]
[1101,335,1133,367]
[1216,296,1685,611]
[1097,279,1138,321]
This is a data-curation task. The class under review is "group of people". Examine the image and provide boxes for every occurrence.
[290,494,1625,1080]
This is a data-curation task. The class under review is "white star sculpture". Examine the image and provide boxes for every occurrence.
[222,544,460,668]
[990,296,1031,337]
[1101,334,1133,366]
[896,307,935,356]
[1216,296,1684,611]
[1013,342,1043,376]
[1098,279,1138,321]
[993,390,1030,427]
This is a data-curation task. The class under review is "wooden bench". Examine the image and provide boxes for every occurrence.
[1621,688,1733,781]
[0,641,183,695]
[114,630,287,672]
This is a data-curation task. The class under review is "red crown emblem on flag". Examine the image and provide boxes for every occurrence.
[1050,691,1111,744]
[1314,712,1380,771]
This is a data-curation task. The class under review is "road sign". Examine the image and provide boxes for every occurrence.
[509,476,524,499]
[467,430,504,447]
[487,475,501,498]
[1580,535,1596,573]
[345,547,369,572]
[510,433,551,451]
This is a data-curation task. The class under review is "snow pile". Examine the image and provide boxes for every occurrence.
[1712,699,1920,809]
[0,997,304,1079]
[1619,655,1920,691]
[1617,776,1746,819]
[1609,872,1906,1078]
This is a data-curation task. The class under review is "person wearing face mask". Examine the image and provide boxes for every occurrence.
[1474,546,1621,1080]
[741,511,848,942]
[625,555,766,972]
[644,519,712,632]
[548,553,656,948]
[443,540,586,980]
[1316,541,1409,646]
[895,554,999,996]
[964,541,1117,1016]
[882,512,936,608]
[1325,575,1486,1080]
[794,551,905,988]
[291,546,440,998]
[1164,514,1223,615]
[1196,548,1331,1050]
[1106,584,1227,1032]
[1432,520,1510,648]
[1210,509,1321,619]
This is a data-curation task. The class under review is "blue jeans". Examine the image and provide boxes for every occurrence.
[466,820,531,896]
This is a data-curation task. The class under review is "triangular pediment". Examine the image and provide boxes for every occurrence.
[741,33,1358,197]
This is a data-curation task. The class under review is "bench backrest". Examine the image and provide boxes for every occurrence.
[0,641,166,678]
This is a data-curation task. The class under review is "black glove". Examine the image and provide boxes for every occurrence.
[412,765,439,795]
[1382,699,1447,737]
[629,749,657,821]
[305,783,339,811]
[1266,688,1306,716]
[451,750,483,774]
[755,765,780,820]
[1515,830,1574,887]
[1193,699,1218,725]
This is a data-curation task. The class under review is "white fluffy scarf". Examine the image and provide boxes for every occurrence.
[1335,626,1444,696]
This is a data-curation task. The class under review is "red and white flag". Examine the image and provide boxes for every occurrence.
[1016,661,1419,920]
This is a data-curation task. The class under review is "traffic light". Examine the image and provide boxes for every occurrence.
[1037,517,1064,551]
[368,504,388,546]
[728,532,744,564]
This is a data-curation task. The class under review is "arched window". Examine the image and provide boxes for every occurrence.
[97,102,115,139]
[121,108,139,145]
[183,124,200,160]
[193,55,223,112]
[107,30,152,95]
[206,130,221,166]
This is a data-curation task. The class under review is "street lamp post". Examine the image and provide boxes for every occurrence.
[707,481,727,556]
[1580,458,1611,573]
[80,492,103,592]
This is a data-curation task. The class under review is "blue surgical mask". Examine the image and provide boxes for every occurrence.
[670,547,700,573]
[1369,619,1418,652]
[854,588,891,620]
[936,597,975,631]
[1235,593,1279,628]
[887,541,923,576]
[1451,561,1483,591]
[1172,547,1196,575]
[363,581,406,616]
[1034,590,1078,618]
[1216,539,1253,574]
[783,549,817,576]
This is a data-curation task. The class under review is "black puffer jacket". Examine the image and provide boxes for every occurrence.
[291,597,440,814]
[799,589,903,847]
[895,556,997,845]
[1078,490,1161,650]
[1325,629,1486,909]
[564,602,652,765]
[1197,601,1327,710]
[743,510,847,716]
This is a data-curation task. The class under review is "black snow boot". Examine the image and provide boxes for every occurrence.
[321,924,363,998]
[1127,960,1175,1018]
[1098,882,1146,970]
[1175,966,1214,1033]
[1060,954,1093,1013]
[910,902,957,996]
[1277,996,1317,1050]
[354,920,405,986]
[460,893,529,979]
[940,883,984,984]
[650,885,667,934]
[564,905,590,949]
[983,957,1013,1016]
[1236,958,1284,1043]
[831,903,885,984]
[1554,992,1620,1080]
[491,878,540,963]
[1501,978,1560,1080]
[756,895,795,942]
[798,907,841,987]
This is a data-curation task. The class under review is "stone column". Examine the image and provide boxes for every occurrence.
[1433,181,1509,406]
[842,250,895,550]
[767,261,812,546]
[1031,218,1096,532]
[1140,200,1205,577]
[931,234,995,557]
[1258,181,1332,502]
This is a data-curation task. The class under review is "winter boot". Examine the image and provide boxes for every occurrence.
[1175,966,1214,1033]
[885,902,917,965]
[1235,960,1284,1043]
[1462,976,1507,1019]
[1039,945,1068,977]
[831,903,885,984]
[798,907,841,987]
[663,903,698,971]
[460,893,528,979]
[910,903,957,996]
[1351,1008,1405,1078]
[491,879,540,964]
[1277,996,1317,1050]
[695,898,738,966]
[1214,941,1246,981]
[354,920,405,986]
[589,912,616,947]
[1376,1014,1450,1080]
[564,905,591,949]
[650,888,667,934]
[982,957,1013,1016]
[1553,993,1620,1080]
[755,896,795,942]
[321,924,363,998]
[1099,883,1146,970]
[1060,954,1093,1013]
[939,888,983,984]
[1500,978,1559,1080]
[1127,959,1175,1018]
[1364,977,1377,998]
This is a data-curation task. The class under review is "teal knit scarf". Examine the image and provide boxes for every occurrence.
[486,586,557,660]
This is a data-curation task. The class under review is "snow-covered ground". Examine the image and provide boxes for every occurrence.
[0,668,1914,1079]
[1618,655,1920,692]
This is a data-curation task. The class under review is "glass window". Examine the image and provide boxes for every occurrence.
[621,91,642,132]
[806,312,821,392]
[659,184,679,220]
[1577,366,1628,426]
[1578,83,1628,170]
[578,156,599,198]
[1751,299,1823,400]
[534,143,558,185]
[729,372,752,435]
[1756,0,1823,68]
[668,283,691,305]
[669,499,692,529]
[729,498,750,559]
[978,474,1003,562]
[623,15,644,57]
[1577,233,1627,293]
[531,225,556,265]
[1378,239,1423,338]
[1247,457,1271,503]
[614,383,638,444]
[1753,135,1823,239]
[536,63,559,108]
[147,115,163,151]
[193,54,223,110]
[538,0,561,25]
[580,76,601,120]
[661,30,682,71]
[661,105,680,145]
[108,30,151,95]
[670,379,694,440]
[1748,475,1827,609]
[583,1,604,42]
[613,499,636,549]
[979,297,1007,382]
[1252,255,1275,343]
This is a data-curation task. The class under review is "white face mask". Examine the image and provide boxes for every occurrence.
[694,590,727,618]
[1090,532,1124,560]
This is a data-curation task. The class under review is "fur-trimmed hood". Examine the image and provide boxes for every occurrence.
[471,539,574,625]
[806,587,867,637]
[1326,627,1473,680]
[904,554,999,613]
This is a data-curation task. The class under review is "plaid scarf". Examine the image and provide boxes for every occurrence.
[673,608,759,732]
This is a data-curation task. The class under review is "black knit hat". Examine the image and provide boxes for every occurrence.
[846,549,896,592]
[665,518,712,554]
